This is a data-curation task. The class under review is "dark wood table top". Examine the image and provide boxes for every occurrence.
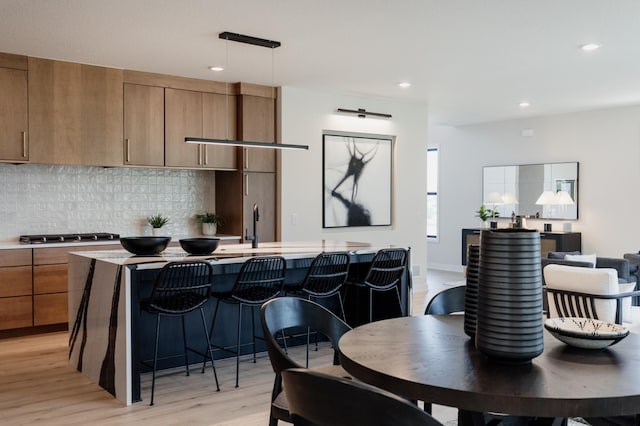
[338,315,640,418]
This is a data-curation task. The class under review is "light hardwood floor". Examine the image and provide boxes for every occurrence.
[0,268,463,426]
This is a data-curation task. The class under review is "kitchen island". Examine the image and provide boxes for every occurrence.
[67,241,411,405]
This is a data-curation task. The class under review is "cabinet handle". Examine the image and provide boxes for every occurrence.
[244,148,249,170]
[245,174,249,196]
[198,145,202,165]
[125,138,130,163]
[203,146,208,165]
[22,131,27,158]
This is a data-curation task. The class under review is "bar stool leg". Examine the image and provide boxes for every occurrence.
[202,299,221,373]
[181,316,190,376]
[369,288,374,323]
[394,287,403,316]
[251,306,257,363]
[150,314,161,406]
[199,307,220,391]
[235,303,242,387]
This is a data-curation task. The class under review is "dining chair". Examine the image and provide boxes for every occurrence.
[544,264,640,324]
[206,256,286,387]
[260,297,352,426]
[345,247,408,323]
[424,285,466,315]
[282,368,444,426]
[140,260,219,405]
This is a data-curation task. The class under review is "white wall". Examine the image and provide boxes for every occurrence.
[279,87,429,280]
[428,105,640,271]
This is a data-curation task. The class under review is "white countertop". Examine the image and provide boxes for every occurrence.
[69,240,395,268]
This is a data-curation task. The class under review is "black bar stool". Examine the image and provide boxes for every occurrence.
[140,260,220,405]
[206,256,286,387]
[346,248,408,323]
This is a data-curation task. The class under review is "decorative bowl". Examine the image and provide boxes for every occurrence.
[544,317,629,349]
[120,236,171,256]
[179,238,220,255]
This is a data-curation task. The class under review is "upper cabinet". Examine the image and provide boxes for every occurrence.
[28,58,123,167]
[0,53,28,162]
[165,88,237,170]
[238,84,276,173]
[123,83,164,167]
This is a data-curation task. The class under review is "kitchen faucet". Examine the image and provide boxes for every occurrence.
[245,203,259,248]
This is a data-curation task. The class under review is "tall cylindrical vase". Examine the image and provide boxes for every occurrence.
[476,229,544,363]
[464,244,480,339]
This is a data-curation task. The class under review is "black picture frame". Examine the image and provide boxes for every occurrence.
[322,133,393,228]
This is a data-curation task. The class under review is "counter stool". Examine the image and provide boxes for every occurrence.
[140,260,219,406]
[206,256,286,387]
[345,248,408,323]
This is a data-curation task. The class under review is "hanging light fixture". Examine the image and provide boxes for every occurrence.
[185,32,309,151]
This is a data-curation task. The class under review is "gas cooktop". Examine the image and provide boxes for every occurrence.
[20,232,120,244]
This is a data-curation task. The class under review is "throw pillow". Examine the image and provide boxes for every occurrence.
[548,251,581,259]
[564,253,597,267]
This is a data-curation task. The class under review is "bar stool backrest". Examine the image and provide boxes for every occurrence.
[147,261,213,315]
[231,256,286,304]
[282,368,444,426]
[302,252,351,297]
[363,248,408,291]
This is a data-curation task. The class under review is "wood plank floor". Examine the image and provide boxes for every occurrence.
[0,269,463,425]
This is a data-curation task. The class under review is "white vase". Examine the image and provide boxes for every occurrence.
[202,223,217,236]
[151,228,162,236]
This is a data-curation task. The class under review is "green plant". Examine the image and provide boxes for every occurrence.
[147,213,169,228]
[475,205,498,222]
[195,212,224,226]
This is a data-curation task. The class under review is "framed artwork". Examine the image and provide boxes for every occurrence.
[322,133,393,228]
[555,179,575,200]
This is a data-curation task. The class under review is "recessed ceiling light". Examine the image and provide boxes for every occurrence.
[519,101,530,108]
[398,82,411,89]
[580,43,601,52]
[208,66,224,72]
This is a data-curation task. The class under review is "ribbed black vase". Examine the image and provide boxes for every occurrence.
[476,229,544,363]
[464,244,480,338]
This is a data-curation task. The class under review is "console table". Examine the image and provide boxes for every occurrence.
[461,228,581,265]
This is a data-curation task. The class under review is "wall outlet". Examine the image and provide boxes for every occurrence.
[412,264,421,277]
[291,213,298,225]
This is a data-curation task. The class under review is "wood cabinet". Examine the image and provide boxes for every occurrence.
[0,53,28,162]
[28,57,124,167]
[238,93,276,172]
[243,172,276,243]
[0,249,32,330]
[165,88,237,169]
[123,83,164,166]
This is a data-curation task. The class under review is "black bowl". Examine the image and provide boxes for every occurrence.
[179,238,220,255]
[120,236,171,256]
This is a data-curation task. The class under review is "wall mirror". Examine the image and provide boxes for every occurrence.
[482,162,579,220]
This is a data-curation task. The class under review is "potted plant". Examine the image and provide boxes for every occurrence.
[475,205,498,228]
[147,214,169,236]
[195,212,224,236]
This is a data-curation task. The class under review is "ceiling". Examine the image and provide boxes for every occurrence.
[2,0,640,126]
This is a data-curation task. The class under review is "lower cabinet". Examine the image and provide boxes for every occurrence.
[0,245,120,332]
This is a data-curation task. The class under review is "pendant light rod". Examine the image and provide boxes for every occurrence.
[185,137,308,151]
[336,108,392,119]
[219,32,281,49]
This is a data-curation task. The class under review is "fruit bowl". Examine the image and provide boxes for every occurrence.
[179,238,220,255]
[544,317,629,349]
[120,236,171,256]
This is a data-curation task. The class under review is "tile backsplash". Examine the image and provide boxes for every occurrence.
[0,164,216,242]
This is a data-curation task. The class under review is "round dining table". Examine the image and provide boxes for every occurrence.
[338,315,640,423]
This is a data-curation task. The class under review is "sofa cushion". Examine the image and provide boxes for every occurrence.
[564,253,597,267]
[544,264,631,323]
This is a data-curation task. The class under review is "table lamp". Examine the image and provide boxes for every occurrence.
[555,190,575,231]
[535,191,556,231]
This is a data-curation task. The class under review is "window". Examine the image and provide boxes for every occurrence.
[426,147,439,240]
